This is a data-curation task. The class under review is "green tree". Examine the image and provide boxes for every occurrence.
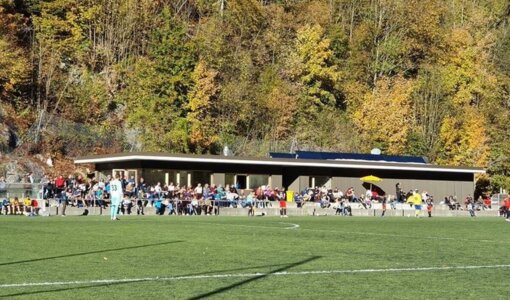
[121,8,196,152]
[186,60,219,153]
[288,24,341,144]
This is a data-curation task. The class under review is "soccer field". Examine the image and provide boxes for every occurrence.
[1,216,509,299]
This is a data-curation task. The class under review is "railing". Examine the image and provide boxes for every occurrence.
[0,183,44,199]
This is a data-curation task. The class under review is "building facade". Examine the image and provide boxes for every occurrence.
[74,152,484,200]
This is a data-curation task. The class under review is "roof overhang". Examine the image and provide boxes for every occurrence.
[74,153,485,174]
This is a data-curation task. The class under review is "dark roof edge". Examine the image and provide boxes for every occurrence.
[74,152,485,173]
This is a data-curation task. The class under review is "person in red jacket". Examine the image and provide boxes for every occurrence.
[55,175,66,192]
[504,197,510,222]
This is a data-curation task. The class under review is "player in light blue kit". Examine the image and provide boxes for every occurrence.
[109,174,123,221]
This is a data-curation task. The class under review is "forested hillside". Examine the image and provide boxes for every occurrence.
[1,0,509,189]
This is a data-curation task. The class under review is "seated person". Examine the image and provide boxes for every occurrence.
[294,194,303,208]
[11,197,21,215]
[31,199,40,215]
[120,198,133,215]
[483,197,491,210]
[1,198,11,215]
[23,198,32,215]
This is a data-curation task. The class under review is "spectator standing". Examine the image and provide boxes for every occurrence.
[40,174,50,199]
[365,189,372,200]
[194,183,203,200]
[503,197,510,222]
[27,172,35,184]
[0,176,6,198]
[246,191,255,216]
[55,175,66,195]
[468,198,476,217]
[396,182,403,202]
[154,182,162,200]
[381,196,387,217]
[277,188,287,217]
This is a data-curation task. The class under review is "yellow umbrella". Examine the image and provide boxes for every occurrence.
[360,175,382,193]
[360,175,382,183]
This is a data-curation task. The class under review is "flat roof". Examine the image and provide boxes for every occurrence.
[74,152,485,174]
[270,151,428,164]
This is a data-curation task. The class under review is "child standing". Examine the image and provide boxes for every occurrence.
[426,198,433,217]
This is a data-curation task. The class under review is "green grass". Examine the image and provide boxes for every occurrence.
[1,216,509,299]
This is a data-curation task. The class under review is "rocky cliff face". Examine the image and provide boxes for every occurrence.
[0,123,10,152]
[1,157,45,183]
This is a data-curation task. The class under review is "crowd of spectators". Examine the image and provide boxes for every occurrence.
[34,174,381,216]
[0,172,505,217]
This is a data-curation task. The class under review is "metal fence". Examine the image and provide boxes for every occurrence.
[490,194,508,207]
[0,183,44,199]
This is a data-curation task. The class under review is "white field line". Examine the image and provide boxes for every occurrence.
[280,222,300,229]
[297,227,510,244]
[2,264,510,289]
[188,221,509,244]
[189,221,300,230]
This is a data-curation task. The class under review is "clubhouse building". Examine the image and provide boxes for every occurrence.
[74,151,484,200]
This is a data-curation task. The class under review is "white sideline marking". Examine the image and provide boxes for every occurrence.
[1,264,510,288]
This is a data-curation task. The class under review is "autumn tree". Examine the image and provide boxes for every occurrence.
[353,76,414,154]
[186,60,219,153]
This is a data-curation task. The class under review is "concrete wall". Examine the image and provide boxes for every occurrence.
[284,175,474,201]
[211,173,225,186]
[270,175,283,189]
[40,205,499,217]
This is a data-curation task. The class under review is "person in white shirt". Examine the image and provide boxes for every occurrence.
[194,183,203,199]
[109,174,123,221]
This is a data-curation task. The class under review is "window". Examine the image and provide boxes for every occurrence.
[249,175,269,189]
[191,171,211,186]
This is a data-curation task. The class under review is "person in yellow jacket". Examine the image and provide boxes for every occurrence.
[407,190,423,217]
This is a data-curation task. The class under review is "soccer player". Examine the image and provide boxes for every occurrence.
[109,174,123,221]
[406,190,423,217]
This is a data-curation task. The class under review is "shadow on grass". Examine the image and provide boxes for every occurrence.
[0,240,184,267]
[0,256,321,298]
[0,281,137,298]
[187,255,322,300]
